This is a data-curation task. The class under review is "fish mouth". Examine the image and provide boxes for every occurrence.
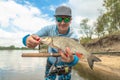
[41,37,52,45]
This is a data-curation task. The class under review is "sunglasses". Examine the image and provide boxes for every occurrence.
[56,17,71,23]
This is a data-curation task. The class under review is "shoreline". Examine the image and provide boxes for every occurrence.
[74,54,120,80]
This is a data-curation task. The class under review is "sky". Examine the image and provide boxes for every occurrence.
[0,0,104,47]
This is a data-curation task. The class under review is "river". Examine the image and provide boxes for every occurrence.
[0,50,84,80]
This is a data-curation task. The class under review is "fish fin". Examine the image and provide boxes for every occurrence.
[87,55,101,69]
[76,52,83,58]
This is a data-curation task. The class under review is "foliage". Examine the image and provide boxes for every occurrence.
[80,18,94,39]
[95,0,120,37]
[0,45,34,50]
[0,44,48,50]
[80,37,92,44]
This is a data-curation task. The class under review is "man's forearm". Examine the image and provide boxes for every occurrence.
[22,34,30,46]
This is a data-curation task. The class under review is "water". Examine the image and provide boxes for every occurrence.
[0,50,84,80]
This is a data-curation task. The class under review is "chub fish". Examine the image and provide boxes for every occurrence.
[40,36,101,69]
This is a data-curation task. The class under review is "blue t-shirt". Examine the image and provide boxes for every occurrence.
[23,25,79,66]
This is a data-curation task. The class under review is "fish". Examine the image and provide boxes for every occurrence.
[40,36,101,69]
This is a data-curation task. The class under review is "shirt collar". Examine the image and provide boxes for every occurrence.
[55,26,70,36]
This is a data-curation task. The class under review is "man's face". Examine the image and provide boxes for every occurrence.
[55,16,72,32]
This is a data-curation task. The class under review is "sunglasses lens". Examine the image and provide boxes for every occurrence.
[56,17,70,23]
[56,17,62,22]
[64,18,70,23]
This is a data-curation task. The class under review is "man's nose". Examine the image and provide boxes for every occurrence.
[61,20,65,24]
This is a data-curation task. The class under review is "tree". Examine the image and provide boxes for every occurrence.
[95,13,108,37]
[104,0,120,31]
[9,45,15,49]
[80,18,94,39]
[95,0,120,36]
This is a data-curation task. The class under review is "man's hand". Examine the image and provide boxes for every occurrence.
[59,47,74,63]
[26,35,40,48]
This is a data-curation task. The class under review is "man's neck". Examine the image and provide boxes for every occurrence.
[58,30,67,34]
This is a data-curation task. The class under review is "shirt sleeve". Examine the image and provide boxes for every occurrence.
[58,55,79,67]
[66,55,79,66]
[22,25,53,46]
[34,25,52,37]
[22,34,30,46]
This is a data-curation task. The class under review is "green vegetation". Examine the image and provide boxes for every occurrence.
[80,31,120,44]
[80,18,94,39]
[0,44,48,50]
[80,37,92,44]
[0,45,33,50]
[79,0,120,44]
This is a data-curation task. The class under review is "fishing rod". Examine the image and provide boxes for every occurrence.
[22,52,73,76]
[21,52,84,58]
[22,53,76,57]
[22,53,62,57]
[22,51,120,57]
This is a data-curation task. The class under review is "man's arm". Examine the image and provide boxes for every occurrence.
[22,34,30,46]
[22,25,52,48]
[59,47,79,66]
[22,34,40,48]
[66,55,79,66]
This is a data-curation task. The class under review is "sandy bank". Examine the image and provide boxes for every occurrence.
[74,54,120,80]
[93,54,120,76]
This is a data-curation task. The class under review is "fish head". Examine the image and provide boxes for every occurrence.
[40,37,52,45]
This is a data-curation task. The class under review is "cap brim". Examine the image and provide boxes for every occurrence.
[54,15,71,17]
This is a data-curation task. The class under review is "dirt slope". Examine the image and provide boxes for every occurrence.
[78,34,120,79]
[83,34,120,53]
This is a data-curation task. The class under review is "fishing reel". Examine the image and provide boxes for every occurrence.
[48,65,72,76]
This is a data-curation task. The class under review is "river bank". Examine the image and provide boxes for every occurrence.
[74,54,120,80]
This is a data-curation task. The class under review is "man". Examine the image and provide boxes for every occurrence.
[23,6,79,80]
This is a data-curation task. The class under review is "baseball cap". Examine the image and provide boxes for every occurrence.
[54,6,72,17]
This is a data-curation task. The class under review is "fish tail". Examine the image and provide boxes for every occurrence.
[87,55,101,69]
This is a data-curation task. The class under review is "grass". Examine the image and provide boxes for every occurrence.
[80,30,120,45]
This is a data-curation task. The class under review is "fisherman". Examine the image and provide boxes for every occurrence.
[22,6,80,80]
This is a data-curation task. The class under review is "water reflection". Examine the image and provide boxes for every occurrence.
[0,50,46,71]
[0,50,83,80]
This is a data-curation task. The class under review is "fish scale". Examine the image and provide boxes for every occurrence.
[41,36,102,69]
